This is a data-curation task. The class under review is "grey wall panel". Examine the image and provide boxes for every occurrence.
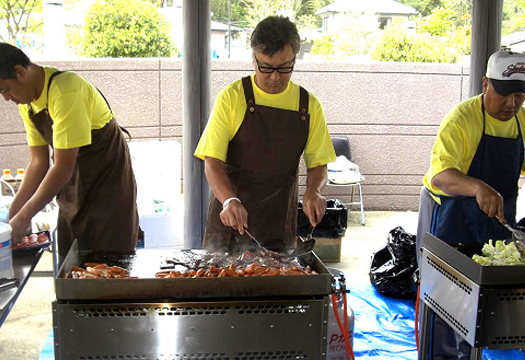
[161,71,183,126]
[127,127,161,140]
[0,144,31,173]
[79,71,160,128]
[2,103,24,134]
[0,132,27,147]
[161,126,183,138]
[0,58,473,211]
[293,71,461,127]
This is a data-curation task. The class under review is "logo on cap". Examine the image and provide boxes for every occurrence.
[502,62,525,78]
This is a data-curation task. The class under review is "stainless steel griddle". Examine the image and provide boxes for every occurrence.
[53,240,332,359]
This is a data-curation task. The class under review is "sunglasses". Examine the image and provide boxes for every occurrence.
[254,54,295,74]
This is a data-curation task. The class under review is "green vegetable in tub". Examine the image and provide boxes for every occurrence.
[472,240,525,266]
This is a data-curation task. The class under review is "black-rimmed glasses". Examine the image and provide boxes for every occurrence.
[254,54,295,74]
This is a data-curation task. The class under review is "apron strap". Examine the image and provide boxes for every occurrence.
[242,76,255,106]
[299,86,309,115]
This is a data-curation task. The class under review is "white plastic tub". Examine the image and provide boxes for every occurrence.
[0,222,13,278]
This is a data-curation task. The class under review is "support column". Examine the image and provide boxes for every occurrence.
[469,0,503,97]
[182,0,211,248]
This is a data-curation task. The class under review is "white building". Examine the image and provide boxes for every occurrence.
[502,32,525,54]
[316,0,418,34]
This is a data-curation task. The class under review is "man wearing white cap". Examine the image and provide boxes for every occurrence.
[416,50,525,358]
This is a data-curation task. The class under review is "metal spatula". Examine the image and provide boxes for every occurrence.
[287,225,316,258]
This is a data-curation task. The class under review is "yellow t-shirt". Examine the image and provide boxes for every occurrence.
[194,75,336,168]
[423,94,525,197]
[19,67,112,149]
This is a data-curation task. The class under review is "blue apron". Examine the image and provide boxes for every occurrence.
[430,99,524,244]
[426,98,524,359]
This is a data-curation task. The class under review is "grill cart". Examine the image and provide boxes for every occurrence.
[419,233,525,359]
[53,240,332,360]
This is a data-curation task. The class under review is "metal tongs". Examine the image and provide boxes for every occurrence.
[243,227,267,256]
[287,224,316,259]
[496,215,525,256]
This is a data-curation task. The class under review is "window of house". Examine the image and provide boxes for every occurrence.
[378,17,391,30]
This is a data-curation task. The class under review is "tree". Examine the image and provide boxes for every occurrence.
[417,0,471,56]
[419,7,454,36]
[211,0,248,26]
[0,0,42,45]
[371,21,459,63]
[310,14,378,59]
[398,0,442,17]
[82,0,176,57]
[503,0,525,35]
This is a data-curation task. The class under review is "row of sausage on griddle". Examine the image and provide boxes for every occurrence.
[155,263,317,278]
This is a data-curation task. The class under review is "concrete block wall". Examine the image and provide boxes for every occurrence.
[0,59,470,211]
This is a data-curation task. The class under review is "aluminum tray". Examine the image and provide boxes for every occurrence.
[55,240,332,301]
[422,233,525,286]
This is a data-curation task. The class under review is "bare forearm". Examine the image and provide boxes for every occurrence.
[433,168,505,221]
[305,165,327,196]
[15,164,73,222]
[303,165,328,226]
[432,168,485,197]
[204,157,237,203]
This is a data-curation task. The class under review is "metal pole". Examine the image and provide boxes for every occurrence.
[228,0,231,59]
[183,0,211,249]
[469,0,503,97]
[418,302,432,359]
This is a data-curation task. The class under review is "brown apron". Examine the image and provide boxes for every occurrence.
[28,71,140,256]
[203,76,310,252]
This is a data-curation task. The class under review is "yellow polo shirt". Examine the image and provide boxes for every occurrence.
[195,75,336,168]
[424,94,525,198]
[19,67,112,149]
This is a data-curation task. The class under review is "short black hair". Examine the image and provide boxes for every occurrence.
[250,16,301,57]
[0,43,31,80]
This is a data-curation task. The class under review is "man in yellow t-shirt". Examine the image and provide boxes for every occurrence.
[195,16,336,252]
[417,50,525,359]
[0,43,139,258]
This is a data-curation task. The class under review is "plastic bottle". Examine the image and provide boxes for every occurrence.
[13,168,24,194]
[0,169,16,197]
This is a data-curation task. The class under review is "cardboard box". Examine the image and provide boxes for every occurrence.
[312,237,342,263]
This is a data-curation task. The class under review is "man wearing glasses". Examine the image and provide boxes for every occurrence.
[195,15,335,252]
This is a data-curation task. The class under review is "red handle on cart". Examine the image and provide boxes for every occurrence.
[331,292,355,360]
[415,284,420,352]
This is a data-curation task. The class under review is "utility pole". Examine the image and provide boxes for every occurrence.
[228,0,231,59]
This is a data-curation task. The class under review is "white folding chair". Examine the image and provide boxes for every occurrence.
[327,137,365,226]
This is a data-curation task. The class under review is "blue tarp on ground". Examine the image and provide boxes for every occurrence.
[39,284,525,359]
[348,284,525,360]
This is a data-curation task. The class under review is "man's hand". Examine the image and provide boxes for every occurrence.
[303,165,328,227]
[9,212,32,246]
[219,199,248,234]
[475,182,505,222]
[303,190,327,227]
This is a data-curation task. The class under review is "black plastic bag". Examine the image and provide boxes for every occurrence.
[369,226,418,299]
[297,199,348,238]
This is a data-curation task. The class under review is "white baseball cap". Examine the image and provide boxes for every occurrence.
[486,50,525,95]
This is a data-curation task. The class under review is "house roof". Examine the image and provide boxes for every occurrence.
[316,0,418,16]
[502,32,525,47]
[211,20,243,32]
